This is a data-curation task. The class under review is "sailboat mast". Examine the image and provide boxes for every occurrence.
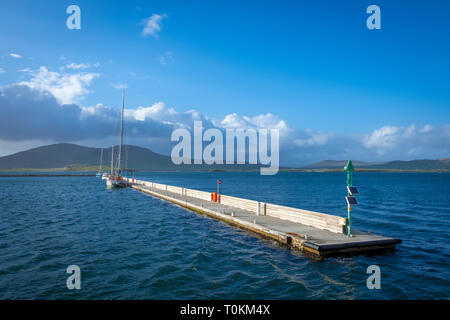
[117,91,125,175]
[98,148,103,173]
[110,145,114,175]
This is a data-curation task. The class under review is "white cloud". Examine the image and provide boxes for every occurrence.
[18,68,32,73]
[159,51,175,66]
[18,66,100,105]
[10,53,22,59]
[247,113,288,131]
[403,124,416,138]
[220,113,249,129]
[0,68,5,74]
[80,103,114,120]
[141,13,167,37]
[125,102,185,127]
[363,124,450,157]
[60,62,101,71]
[421,124,433,133]
[363,125,399,151]
[294,132,333,147]
[66,63,89,70]
[219,112,288,132]
[111,83,128,90]
[126,102,171,121]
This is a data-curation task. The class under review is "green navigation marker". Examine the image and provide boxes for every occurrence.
[344,160,354,237]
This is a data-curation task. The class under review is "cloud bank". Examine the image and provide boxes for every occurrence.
[0,67,449,165]
[17,67,99,105]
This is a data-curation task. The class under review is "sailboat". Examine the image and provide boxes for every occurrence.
[106,91,127,189]
[96,148,103,177]
[102,146,113,180]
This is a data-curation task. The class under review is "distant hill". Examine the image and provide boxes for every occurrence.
[367,159,450,171]
[0,143,259,171]
[302,159,450,171]
[0,143,170,170]
[1,144,448,172]
[301,160,384,169]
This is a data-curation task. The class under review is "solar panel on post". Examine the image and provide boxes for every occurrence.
[346,196,358,206]
[347,186,360,196]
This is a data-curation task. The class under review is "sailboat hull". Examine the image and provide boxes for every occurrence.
[106,177,127,189]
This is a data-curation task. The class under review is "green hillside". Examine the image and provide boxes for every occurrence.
[302,159,450,171]
[0,143,259,172]
[367,159,450,170]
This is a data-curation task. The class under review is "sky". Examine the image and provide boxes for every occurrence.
[0,0,449,166]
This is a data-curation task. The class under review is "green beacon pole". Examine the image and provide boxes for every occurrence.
[344,160,354,237]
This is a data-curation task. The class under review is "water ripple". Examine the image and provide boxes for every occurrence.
[0,172,449,299]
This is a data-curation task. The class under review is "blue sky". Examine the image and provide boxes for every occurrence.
[0,0,449,165]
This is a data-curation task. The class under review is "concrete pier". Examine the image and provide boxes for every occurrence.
[126,178,401,260]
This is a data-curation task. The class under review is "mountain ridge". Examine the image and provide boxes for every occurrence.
[302,159,450,171]
[0,143,449,171]
[0,143,259,171]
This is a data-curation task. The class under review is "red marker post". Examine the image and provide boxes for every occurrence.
[217,179,222,203]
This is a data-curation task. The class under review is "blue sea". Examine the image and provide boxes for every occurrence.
[0,171,449,299]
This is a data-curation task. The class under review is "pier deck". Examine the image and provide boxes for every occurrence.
[129,180,401,259]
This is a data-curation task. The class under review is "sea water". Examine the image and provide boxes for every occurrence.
[0,171,448,299]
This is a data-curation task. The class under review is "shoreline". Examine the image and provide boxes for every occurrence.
[0,168,448,174]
